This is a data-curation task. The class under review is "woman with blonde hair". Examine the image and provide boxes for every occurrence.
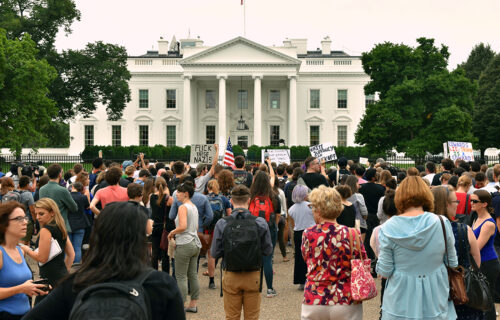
[377,176,458,320]
[378,170,393,187]
[432,185,483,320]
[455,175,473,219]
[20,198,75,304]
[301,185,367,319]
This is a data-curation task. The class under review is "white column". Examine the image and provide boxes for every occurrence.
[288,75,297,146]
[182,75,192,146]
[217,75,227,148]
[253,75,262,146]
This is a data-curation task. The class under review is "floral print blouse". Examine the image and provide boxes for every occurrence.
[301,222,367,305]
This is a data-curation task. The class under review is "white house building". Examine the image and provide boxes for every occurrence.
[68,36,372,155]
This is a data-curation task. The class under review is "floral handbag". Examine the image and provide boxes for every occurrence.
[348,228,378,301]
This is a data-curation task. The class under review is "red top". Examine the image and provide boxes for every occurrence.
[95,185,129,208]
[301,222,367,305]
[455,192,472,215]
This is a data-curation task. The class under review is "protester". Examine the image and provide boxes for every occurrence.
[15,177,36,245]
[167,181,201,313]
[217,169,235,200]
[23,201,185,320]
[299,156,328,190]
[287,184,315,291]
[423,161,436,184]
[126,183,153,235]
[471,190,499,320]
[0,202,48,319]
[482,164,500,193]
[88,158,105,191]
[377,176,458,320]
[69,182,91,264]
[21,198,75,304]
[301,185,366,319]
[432,185,483,320]
[39,164,78,236]
[432,158,455,186]
[376,179,397,225]
[194,144,219,193]
[328,157,350,186]
[89,167,129,215]
[274,176,289,262]
[344,175,368,238]
[335,185,356,228]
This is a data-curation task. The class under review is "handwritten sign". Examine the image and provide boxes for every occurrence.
[190,144,216,164]
[261,149,291,164]
[359,157,369,166]
[309,143,337,162]
[448,141,474,161]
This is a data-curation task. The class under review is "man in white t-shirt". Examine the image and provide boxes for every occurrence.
[194,144,219,193]
[423,161,436,185]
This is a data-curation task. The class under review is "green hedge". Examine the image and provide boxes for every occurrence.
[81,145,384,163]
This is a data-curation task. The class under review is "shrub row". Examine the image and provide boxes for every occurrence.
[81,145,384,163]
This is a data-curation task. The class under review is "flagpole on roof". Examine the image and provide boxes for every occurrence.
[242,0,246,37]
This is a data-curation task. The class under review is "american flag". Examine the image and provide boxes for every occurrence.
[223,137,235,168]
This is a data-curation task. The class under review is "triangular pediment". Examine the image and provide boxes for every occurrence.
[305,116,325,122]
[180,37,301,65]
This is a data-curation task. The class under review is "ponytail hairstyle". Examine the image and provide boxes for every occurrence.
[155,177,168,206]
[35,198,68,240]
[207,179,220,194]
[473,189,494,216]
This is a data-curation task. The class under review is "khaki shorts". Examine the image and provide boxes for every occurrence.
[21,220,34,243]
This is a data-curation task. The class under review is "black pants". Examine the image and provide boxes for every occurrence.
[151,228,170,274]
[0,312,23,320]
[364,215,379,260]
[277,216,287,258]
[480,258,500,320]
[293,230,307,284]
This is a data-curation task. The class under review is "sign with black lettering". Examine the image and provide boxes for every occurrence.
[190,144,216,164]
[309,143,337,162]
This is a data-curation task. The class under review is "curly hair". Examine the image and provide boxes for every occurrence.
[309,185,343,220]
[217,170,235,195]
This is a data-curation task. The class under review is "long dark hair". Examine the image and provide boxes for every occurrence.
[73,201,149,290]
[250,171,278,209]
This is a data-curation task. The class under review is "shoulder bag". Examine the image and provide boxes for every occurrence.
[458,223,493,311]
[347,228,377,301]
[438,215,468,305]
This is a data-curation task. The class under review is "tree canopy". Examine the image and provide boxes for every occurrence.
[0,29,57,155]
[458,43,496,82]
[356,38,477,156]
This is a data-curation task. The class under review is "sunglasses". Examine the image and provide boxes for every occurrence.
[471,199,482,204]
[10,216,29,223]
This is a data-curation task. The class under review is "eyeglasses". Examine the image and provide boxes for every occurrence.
[471,199,482,204]
[9,216,29,223]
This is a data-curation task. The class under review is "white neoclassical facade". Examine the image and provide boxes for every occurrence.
[68,36,372,155]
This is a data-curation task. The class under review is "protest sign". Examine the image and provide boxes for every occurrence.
[309,143,337,162]
[359,157,369,166]
[190,144,217,164]
[443,142,448,159]
[261,149,291,164]
[447,141,474,161]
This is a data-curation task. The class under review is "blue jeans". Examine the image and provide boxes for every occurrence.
[68,229,85,263]
[263,225,277,290]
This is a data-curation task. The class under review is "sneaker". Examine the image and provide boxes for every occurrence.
[298,284,305,291]
[208,282,216,290]
[266,289,277,298]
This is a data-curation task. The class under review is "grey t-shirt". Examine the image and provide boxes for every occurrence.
[175,202,201,248]
[288,201,316,231]
[194,172,212,194]
[19,190,35,221]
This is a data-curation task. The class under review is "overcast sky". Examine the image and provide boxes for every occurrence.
[55,0,500,69]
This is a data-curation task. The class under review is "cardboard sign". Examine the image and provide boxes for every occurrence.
[261,149,291,164]
[359,157,369,166]
[448,141,474,161]
[190,144,216,164]
[309,143,337,162]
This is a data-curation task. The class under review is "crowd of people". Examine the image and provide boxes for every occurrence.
[0,150,499,320]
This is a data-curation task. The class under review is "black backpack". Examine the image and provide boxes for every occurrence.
[222,210,262,272]
[69,269,156,320]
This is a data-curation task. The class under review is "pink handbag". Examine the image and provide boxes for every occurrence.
[348,228,377,301]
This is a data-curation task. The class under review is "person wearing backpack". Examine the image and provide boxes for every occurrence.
[205,180,231,289]
[211,185,272,320]
[249,167,281,298]
[233,156,253,188]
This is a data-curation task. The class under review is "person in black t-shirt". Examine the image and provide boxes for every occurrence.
[23,201,185,320]
[328,157,350,186]
[299,157,329,190]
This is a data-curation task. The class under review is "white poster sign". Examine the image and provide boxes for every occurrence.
[359,157,369,166]
[190,144,216,164]
[443,142,448,159]
[447,141,474,161]
[261,149,291,164]
[309,143,337,162]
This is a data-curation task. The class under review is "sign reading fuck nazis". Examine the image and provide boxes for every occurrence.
[309,143,337,162]
[190,144,217,164]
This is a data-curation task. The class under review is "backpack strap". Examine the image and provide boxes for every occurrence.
[464,194,470,215]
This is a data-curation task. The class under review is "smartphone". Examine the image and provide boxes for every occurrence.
[33,279,50,292]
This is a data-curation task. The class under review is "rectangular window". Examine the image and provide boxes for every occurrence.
[310,126,320,146]
[337,89,347,109]
[206,125,216,144]
[112,125,121,147]
[270,90,280,109]
[270,125,280,146]
[84,125,94,147]
[237,136,248,149]
[166,89,176,109]
[238,90,248,109]
[365,94,375,107]
[337,125,347,147]
[310,89,320,109]
[139,125,149,146]
[139,89,149,108]
[166,125,176,147]
[206,90,216,109]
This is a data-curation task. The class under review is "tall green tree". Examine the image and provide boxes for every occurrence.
[473,54,500,152]
[0,29,57,155]
[0,0,131,148]
[356,38,477,156]
[458,43,496,82]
